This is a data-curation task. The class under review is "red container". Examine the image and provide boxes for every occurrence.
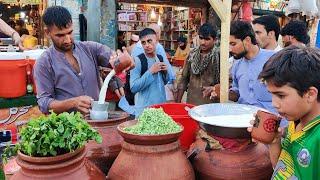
[172,57,185,67]
[150,103,199,151]
[0,60,27,98]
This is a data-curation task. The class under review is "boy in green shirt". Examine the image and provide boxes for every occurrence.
[250,45,320,179]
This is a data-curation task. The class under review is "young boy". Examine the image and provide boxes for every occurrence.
[255,45,320,179]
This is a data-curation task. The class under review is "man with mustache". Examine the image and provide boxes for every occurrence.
[176,23,220,105]
[34,6,134,116]
[280,20,310,47]
[211,20,277,114]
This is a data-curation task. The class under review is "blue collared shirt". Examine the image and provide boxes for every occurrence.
[131,41,175,82]
[230,49,276,113]
[129,55,169,116]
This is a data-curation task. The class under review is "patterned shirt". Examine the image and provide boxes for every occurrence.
[177,47,220,105]
[272,116,320,180]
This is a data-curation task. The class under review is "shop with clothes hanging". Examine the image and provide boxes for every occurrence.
[0,0,46,51]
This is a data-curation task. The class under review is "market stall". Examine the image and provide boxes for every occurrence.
[0,0,47,51]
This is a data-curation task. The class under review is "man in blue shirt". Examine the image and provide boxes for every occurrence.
[131,24,175,95]
[211,20,276,113]
[128,28,170,116]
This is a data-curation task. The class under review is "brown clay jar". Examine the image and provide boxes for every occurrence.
[107,120,195,180]
[189,135,273,180]
[86,111,129,175]
[11,146,105,180]
[113,55,134,74]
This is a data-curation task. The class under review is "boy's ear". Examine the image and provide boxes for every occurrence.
[306,87,318,103]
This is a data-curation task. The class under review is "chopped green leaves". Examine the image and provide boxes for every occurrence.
[124,108,182,135]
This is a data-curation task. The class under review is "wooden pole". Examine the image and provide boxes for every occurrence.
[208,0,232,102]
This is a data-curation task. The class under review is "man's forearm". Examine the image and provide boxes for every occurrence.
[49,98,76,114]
[0,19,17,37]
[176,89,185,103]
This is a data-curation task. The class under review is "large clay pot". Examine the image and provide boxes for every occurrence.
[108,120,195,180]
[189,135,273,180]
[86,111,129,175]
[11,146,105,180]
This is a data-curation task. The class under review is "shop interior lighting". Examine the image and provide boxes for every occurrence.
[157,16,162,26]
[150,8,156,20]
[20,12,26,19]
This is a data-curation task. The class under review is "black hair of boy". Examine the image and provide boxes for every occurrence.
[139,28,156,39]
[43,6,72,29]
[198,23,217,39]
[252,15,280,41]
[230,20,257,45]
[280,20,310,45]
[259,45,320,100]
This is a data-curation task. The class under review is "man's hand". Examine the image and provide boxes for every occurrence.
[210,84,220,100]
[72,95,92,116]
[150,62,167,74]
[110,47,135,73]
[202,86,213,98]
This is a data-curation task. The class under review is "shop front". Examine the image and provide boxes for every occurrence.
[0,0,47,51]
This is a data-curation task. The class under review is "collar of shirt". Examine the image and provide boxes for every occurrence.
[288,115,320,142]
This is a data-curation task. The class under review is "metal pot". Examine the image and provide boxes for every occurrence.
[199,122,250,139]
[188,103,263,139]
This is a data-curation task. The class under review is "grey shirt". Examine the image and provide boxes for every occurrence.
[34,41,113,113]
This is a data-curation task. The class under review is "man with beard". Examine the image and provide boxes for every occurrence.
[211,20,276,113]
[176,23,220,105]
[173,36,190,60]
[280,20,310,47]
[34,6,133,116]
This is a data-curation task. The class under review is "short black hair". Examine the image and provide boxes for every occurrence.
[139,28,156,39]
[280,20,310,45]
[230,20,257,45]
[177,36,187,43]
[198,23,217,39]
[252,15,280,41]
[259,45,320,100]
[43,6,72,29]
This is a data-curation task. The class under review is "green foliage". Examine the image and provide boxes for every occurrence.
[124,108,182,135]
[2,111,102,163]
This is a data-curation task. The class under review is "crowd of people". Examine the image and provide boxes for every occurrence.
[3,5,317,179]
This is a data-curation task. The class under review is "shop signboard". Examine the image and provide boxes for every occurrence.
[1,0,17,3]
[20,0,41,4]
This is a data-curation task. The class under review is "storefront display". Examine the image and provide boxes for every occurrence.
[117,2,203,51]
[0,1,45,50]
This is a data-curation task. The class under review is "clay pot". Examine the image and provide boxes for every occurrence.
[11,146,105,180]
[251,110,281,144]
[113,54,134,74]
[189,135,273,180]
[108,120,195,180]
[86,111,129,175]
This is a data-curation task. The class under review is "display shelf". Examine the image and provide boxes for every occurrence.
[117,3,202,50]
